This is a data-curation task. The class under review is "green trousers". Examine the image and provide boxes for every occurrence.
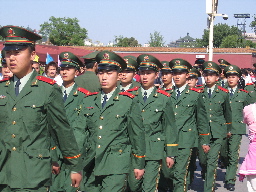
[128,160,161,192]
[0,185,49,192]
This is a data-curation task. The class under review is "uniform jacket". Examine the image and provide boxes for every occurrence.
[0,71,81,188]
[202,85,232,139]
[77,88,145,176]
[169,85,210,148]
[75,71,101,92]
[245,83,256,103]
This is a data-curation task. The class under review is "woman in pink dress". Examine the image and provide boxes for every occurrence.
[239,103,256,192]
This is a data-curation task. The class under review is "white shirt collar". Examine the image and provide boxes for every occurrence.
[228,86,237,92]
[120,83,132,91]
[175,83,187,93]
[141,86,155,97]
[61,83,75,97]
[101,87,117,103]
[13,70,34,92]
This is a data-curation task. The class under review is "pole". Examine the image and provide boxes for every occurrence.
[208,14,214,61]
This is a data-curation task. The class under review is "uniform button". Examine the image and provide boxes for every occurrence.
[230,101,232,103]
[12,121,16,125]
[174,113,177,115]
[99,126,103,129]
[119,149,123,153]
[209,109,212,111]
[11,134,16,138]
[12,107,17,111]
[157,138,161,141]
[38,154,43,158]
[210,115,212,117]
[98,145,101,148]
[98,136,102,139]
[175,105,178,108]
[12,147,16,151]
[209,120,212,122]
[100,116,104,120]
[142,109,145,112]
[240,121,243,123]
[32,105,36,108]
[210,103,212,105]
[188,129,192,131]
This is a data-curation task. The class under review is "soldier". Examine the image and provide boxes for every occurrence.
[222,65,253,191]
[75,51,101,92]
[218,58,230,87]
[166,59,209,192]
[160,61,174,90]
[128,54,178,192]
[0,26,82,191]
[77,51,145,191]
[186,68,201,88]
[51,52,90,192]
[118,55,140,91]
[199,61,232,192]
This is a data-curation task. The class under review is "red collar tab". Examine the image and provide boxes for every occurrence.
[119,92,135,98]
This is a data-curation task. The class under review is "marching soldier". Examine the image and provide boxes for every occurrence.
[77,51,145,191]
[0,26,82,191]
[199,61,232,192]
[222,65,253,191]
[160,61,174,90]
[51,52,89,192]
[119,55,140,91]
[127,54,178,192]
[218,58,230,87]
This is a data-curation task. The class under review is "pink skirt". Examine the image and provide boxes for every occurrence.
[239,141,256,181]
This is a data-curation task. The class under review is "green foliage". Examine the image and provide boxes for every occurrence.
[250,14,256,33]
[114,35,141,47]
[39,16,88,46]
[220,34,256,48]
[197,24,239,48]
[148,31,165,47]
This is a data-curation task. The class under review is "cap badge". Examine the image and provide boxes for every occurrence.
[208,63,212,67]
[163,62,167,66]
[8,28,15,36]
[124,58,129,64]
[175,60,181,65]
[103,53,110,60]
[229,66,233,70]
[144,56,149,62]
[220,59,224,64]
[64,53,69,59]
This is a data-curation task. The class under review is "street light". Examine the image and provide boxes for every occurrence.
[206,0,228,61]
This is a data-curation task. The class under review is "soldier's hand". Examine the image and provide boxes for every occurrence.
[227,132,232,138]
[166,157,175,168]
[202,145,210,153]
[134,169,144,180]
[52,162,60,175]
[70,172,82,188]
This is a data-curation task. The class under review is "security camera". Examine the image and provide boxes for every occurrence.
[222,14,228,20]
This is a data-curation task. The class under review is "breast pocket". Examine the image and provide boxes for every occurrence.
[23,102,45,122]
[0,99,7,120]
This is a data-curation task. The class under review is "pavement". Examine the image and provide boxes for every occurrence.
[188,134,249,192]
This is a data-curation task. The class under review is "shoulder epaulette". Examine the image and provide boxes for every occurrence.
[119,92,135,98]
[165,88,173,91]
[157,89,171,97]
[189,87,202,93]
[87,92,99,96]
[217,86,229,93]
[77,87,91,95]
[239,89,249,93]
[0,78,9,82]
[126,86,139,92]
[246,83,254,86]
[36,76,56,85]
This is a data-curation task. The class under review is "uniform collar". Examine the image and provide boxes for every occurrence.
[61,83,75,97]
[141,86,154,97]
[13,70,34,92]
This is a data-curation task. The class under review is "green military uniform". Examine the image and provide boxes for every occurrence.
[50,52,89,192]
[166,59,210,192]
[218,58,230,88]
[0,26,82,191]
[244,83,256,103]
[220,65,254,191]
[128,54,178,192]
[76,51,146,192]
[198,61,232,192]
[75,51,101,92]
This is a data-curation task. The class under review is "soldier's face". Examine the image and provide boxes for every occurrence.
[203,73,219,87]
[98,69,118,93]
[187,77,198,88]
[2,64,13,79]
[119,71,135,84]
[161,72,173,86]
[227,75,239,88]
[139,70,158,89]
[60,67,78,83]
[172,71,189,88]
[5,47,36,79]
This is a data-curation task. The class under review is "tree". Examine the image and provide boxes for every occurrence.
[250,14,256,33]
[39,16,88,46]
[148,31,165,47]
[114,36,140,47]
[196,24,239,48]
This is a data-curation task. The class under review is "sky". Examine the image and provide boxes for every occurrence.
[0,0,255,45]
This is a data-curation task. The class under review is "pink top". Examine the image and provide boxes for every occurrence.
[243,103,256,141]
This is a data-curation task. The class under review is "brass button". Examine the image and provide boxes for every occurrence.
[12,107,17,111]
[32,105,36,108]
[210,103,212,105]
[230,101,232,103]
[12,121,16,125]
[175,105,178,108]
[98,136,102,139]
[157,138,161,141]
[98,145,101,148]
[11,134,16,138]
[116,114,120,118]
[100,116,104,120]
[38,154,43,158]
[12,147,16,151]
[119,149,123,153]
[241,121,243,123]
[209,109,212,111]
[142,109,145,112]
[210,115,212,117]
[99,126,103,129]
[188,129,192,131]
[174,113,177,115]
[209,120,212,123]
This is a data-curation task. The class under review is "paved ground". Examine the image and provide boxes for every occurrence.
[188,134,249,192]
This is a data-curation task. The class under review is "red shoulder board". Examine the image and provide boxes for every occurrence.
[189,87,201,93]
[0,78,9,82]
[36,76,56,85]
[87,92,99,96]
[119,92,135,98]
[246,83,254,86]
[126,86,139,92]
[77,87,91,95]
[239,89,249,93]
[157,89,171,97]
[165,88,173,91]
[217,86,229,93]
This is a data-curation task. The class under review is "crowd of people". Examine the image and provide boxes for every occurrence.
[0,25,256,192]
